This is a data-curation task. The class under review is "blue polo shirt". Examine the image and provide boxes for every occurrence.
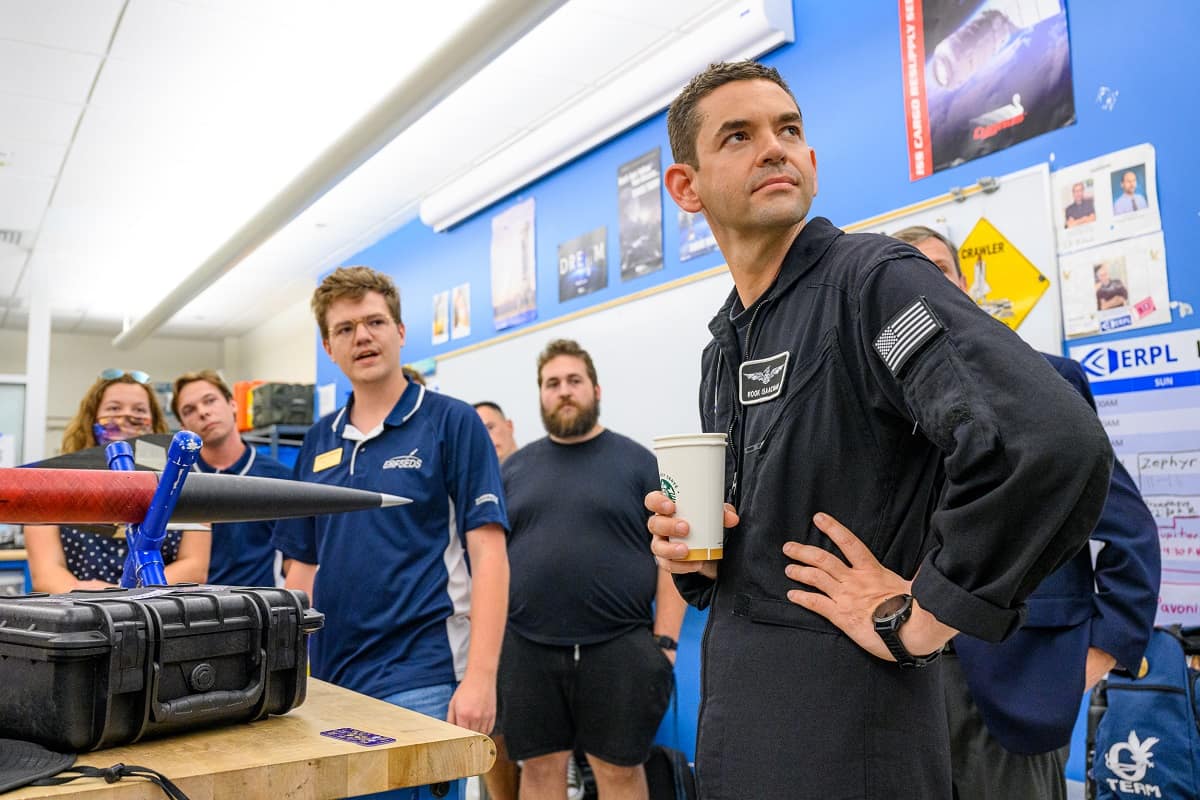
[194,442,291,587]
[272,382,508,699]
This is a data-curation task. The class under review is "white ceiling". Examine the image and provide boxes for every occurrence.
[0,0,736,340]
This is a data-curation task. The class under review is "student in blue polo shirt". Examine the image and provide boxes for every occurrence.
[274,266,509,800]
[173,369,292,587]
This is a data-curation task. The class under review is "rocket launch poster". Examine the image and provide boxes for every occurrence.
[899,0,1075,180]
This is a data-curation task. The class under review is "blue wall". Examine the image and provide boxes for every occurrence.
[317,0,1199,768]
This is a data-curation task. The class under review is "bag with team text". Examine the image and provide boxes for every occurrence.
[1087,626,1200,799]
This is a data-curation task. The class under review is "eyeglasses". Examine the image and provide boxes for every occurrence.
[99,368,151,384]
[328,315,394,343]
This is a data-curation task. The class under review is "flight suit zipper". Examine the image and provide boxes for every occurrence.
[728,301,763,505]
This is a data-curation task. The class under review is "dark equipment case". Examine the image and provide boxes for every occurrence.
[251,382,315,427]
[0,585,323,751]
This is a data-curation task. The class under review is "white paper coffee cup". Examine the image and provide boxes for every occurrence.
[652,433,727,561]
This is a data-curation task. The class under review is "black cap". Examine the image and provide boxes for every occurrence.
[0,738,75,793]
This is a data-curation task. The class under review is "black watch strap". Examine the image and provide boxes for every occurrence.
[873,595,941,669]
[654,635,678,651]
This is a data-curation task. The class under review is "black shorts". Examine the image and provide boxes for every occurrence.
[498,627,674,766]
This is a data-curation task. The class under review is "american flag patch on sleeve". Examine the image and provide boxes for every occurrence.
[872,297,944,377]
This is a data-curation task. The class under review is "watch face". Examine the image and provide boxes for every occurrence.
[873,594,910,623]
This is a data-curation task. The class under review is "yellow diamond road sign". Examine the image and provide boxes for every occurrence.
[958,217,1048,331]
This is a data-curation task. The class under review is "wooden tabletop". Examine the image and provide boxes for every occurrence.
[6,679,495,799]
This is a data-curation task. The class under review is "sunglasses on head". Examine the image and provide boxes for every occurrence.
[99,368,151,384]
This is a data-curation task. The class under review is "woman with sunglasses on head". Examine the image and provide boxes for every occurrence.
[24,370,211,591]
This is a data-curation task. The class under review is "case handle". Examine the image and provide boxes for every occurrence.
[149,652,267,724]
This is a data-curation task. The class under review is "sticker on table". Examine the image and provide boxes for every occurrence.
[321,728,397,747]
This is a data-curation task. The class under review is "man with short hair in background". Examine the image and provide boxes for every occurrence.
[474,401,519,464]
[892,224,1159,800]
[499,338,685,800]
[473,399,520,800]
[173,369,292,586]
[273,266,509,800]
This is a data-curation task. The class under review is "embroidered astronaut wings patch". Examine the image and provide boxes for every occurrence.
[872,297,944,377]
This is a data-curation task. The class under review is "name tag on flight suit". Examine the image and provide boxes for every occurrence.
[739,351,789,405]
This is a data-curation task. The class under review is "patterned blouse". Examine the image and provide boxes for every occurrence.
[59,526,184,584]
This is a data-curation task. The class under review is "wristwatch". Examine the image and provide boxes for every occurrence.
[654,635,678,651]
[872,594,941,669]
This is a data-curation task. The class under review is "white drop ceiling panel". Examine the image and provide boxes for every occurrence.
[0,0,124,54]
[0,39,101,104]
[28,205,145,257]
[0,141,68,178]
[0,95,83,145]
[0,251,27,298]
[0,174,55,230]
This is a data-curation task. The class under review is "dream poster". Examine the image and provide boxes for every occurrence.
[899,0,1075,180]
[558,226,608,302]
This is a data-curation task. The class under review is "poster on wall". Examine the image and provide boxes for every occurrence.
[557,226,607,302]
[618,148,664,281]
[1059,231,1171,338]
[432,290,449,345]
[1068,329,1200,625]
[678,209,718,262]
[490,198,537,331]
[1051,143,1161,255]
[956,217,1049,331]
[451,283,470,340]
[899,0,1075,180]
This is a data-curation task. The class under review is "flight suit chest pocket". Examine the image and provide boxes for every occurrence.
[740,331,840,455]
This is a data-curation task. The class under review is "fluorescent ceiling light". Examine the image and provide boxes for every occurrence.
[419,0,794,232]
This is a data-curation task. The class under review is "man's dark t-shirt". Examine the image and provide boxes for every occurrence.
[502,430,660,646]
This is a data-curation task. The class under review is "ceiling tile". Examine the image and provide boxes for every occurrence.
[0,250,27,297]
[0,95,83,145]
[0,0,125,54]
[0,140,68,178]
[0,40,101,104]
[0,174,54,230]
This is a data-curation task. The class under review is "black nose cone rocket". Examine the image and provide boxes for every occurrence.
[0,468,409,525]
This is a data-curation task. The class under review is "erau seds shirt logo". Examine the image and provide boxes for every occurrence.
[739,351,789,405]
[383,449,422,470]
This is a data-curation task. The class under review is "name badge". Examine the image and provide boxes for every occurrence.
[739,351,789,405]
[313,447,343,473]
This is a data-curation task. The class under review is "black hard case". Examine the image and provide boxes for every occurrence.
[0,585,323,751]
[251,382,315,427]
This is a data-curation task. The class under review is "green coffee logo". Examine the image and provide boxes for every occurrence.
[660,475,678,502]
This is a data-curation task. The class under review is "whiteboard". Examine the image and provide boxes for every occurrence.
[434,163,1060,450]
[435,271,734,452]
[857,163,1062,355]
